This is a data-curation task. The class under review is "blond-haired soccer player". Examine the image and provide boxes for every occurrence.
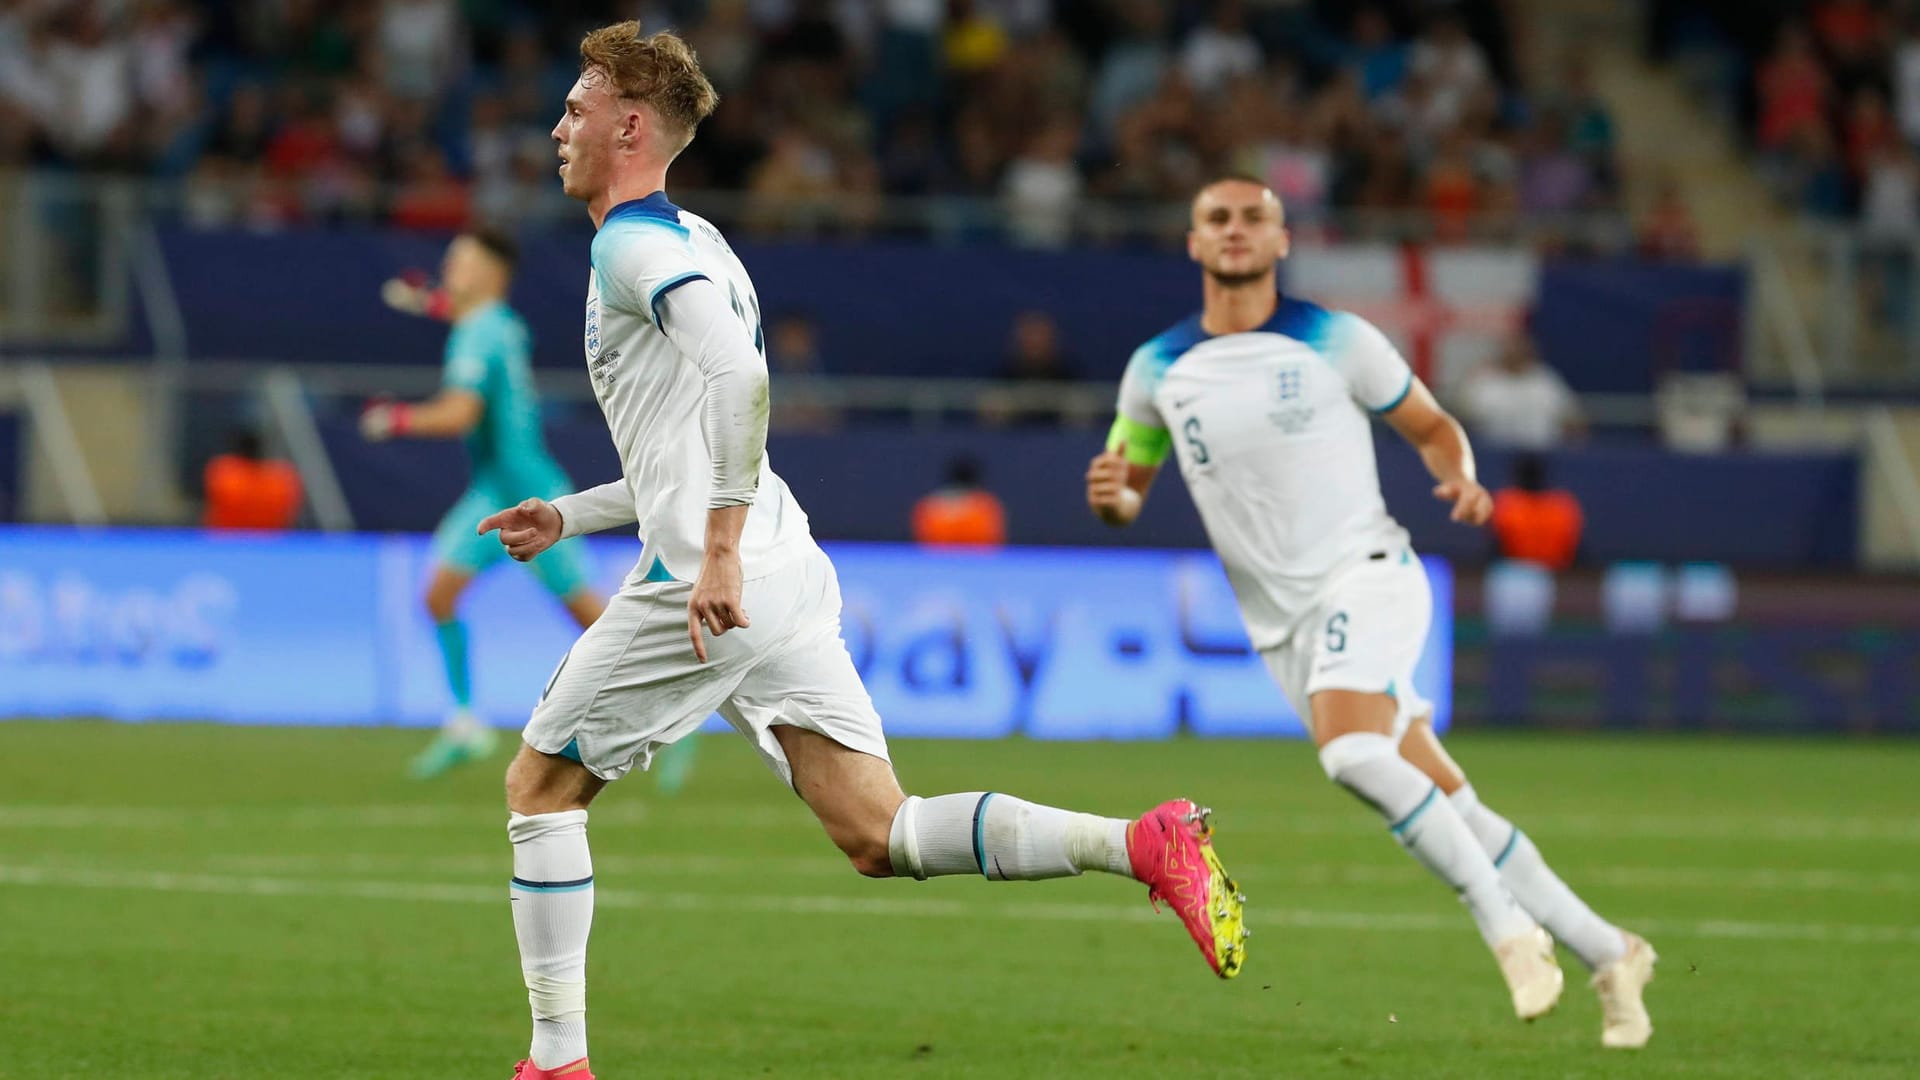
[476,24,1248,1079]
[1086,177,1657,1049]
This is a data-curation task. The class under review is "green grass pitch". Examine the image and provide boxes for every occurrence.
[2,721,1917,1078]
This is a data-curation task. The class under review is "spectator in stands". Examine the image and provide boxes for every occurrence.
[982,310,1081,427]
[203,428,303,531]
[767,312,843,433]
[1409,12,1489,127]
[1491,453,1584,572]
[1638,176,1702,262]
[1345,4,1409,100]
[1458,332,1586,450]
[1757,25,1829,152]
[1896,16,1920,146]
[912,456,1007,548]
[1002,117,1084,248]
[1181,0,1263,96]
[1089,0,1171,141]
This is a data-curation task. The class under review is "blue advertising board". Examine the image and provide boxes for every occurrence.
[0,528,1452,737]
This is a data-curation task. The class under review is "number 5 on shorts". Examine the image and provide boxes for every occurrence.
[1325,611,1348,654]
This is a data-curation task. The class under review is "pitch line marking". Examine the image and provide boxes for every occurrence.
[1,863,1917,946]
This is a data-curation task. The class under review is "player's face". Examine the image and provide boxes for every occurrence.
[552,72,624,201]
[441,236,485,304]
[1188,183,1289,286]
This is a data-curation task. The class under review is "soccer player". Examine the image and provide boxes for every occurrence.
[1085,177,1657,1049]
[361,229,606,779]
[475,23,1247,1080]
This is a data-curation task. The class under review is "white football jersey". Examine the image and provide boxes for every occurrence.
[583,192,811,581]
[1110,297,1414,649]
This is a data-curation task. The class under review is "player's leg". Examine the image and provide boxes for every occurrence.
[503,582,749,1074]
[723,544,1246,977]
[505,743,606,1075]
[757,722,1244,977]
[414,489,511,777]
[1399,719,1656,1046]
[1294,555,1560,1017]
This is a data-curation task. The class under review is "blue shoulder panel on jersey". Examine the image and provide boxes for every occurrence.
[1130,313,1209,381]
[602,190,690,237]
[1262,296,1340,354]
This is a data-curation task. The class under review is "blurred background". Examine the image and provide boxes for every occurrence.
[0,0,1916,734]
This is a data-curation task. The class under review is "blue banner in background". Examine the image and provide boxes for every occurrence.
[0,528,1452,737]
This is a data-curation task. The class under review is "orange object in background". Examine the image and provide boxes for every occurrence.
[1491,488,1583,570]
[1491,453,1583,571]
[912,457,1006,548]
[913,489,1007,547]
[203,431,303,531]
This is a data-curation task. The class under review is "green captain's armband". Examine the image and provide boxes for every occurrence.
[1107,415,1172,467]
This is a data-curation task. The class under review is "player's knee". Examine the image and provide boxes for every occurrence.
[424,586,459,622]
[504,745,598,816]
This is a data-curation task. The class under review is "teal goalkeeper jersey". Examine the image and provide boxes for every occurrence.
[442,301,569,495]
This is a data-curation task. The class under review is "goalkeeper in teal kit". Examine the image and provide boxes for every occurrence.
[361,228,607,779]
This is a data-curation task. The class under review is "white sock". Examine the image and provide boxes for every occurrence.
[1450,785,1627,970]
[509,810,594,1069]
[1319,733,1535,948]
[887,792,1133,881]
[446,708,482,740]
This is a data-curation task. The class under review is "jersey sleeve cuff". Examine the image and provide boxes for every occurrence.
[648,272,712,331]
[1107,415,1172,466]
[1370,372,1414,415]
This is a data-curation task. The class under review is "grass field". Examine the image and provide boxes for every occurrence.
[2,722,1917,1079]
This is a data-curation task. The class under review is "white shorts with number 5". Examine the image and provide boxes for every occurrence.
[524,540,891,784]
[1259,549,1434,742]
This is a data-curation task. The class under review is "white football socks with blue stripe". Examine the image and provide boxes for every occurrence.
[1319,733,1535,948]
[509,810,594,1069]
[887,793,1132,881]
[1450,784,1627,970]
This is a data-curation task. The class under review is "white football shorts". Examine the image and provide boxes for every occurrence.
[1259,548,1434,742]
[524,539,890,784]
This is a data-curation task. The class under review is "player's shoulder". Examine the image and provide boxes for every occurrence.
[1128,311,1208,371]
[590,192,697,270]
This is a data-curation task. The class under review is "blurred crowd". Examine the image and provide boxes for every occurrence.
[0,0,1623,243]
[1665,0,1920,236]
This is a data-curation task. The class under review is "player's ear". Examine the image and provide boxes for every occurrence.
[1276,226,1291,261]
[1186,230,1200,264]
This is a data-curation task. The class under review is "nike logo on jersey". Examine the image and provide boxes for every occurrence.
[1171,395,1201,410]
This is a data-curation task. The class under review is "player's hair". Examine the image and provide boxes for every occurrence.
[1193,174,1285,221]
[464,226,520,271]
[578,20,720,155]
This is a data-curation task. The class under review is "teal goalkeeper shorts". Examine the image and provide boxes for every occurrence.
[431,485,596,599]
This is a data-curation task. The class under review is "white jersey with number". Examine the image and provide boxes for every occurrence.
[579,191,810,582]
[1109,297,1414,650]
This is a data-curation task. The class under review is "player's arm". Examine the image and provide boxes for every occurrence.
[657,278,766,661]
[1382,378,1492,526]
[1089,345,1172,527]
[477,481,636,563]
[1087,414,1165,527]
[361,387,485,440]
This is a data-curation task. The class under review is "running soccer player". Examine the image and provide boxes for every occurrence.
[475,23,1247,1080]
[1086,177,1656,1049]
[361,229,606,779]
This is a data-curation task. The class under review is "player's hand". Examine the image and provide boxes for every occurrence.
[477,498,563,561]
[1086,444,1139,524]
[381,276,428,315]
[687,550,749,663]
[359,399,409,442]
[1434,478,1493,526]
